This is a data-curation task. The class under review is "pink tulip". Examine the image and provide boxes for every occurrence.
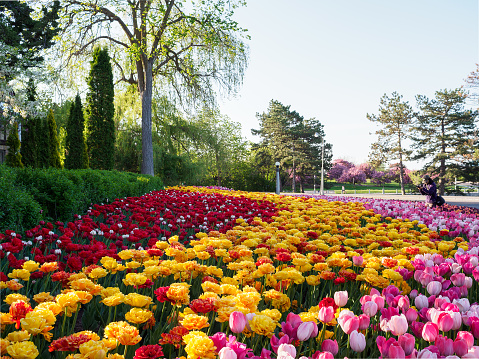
[277,344,296,358]
[340,315,360,335]
[398,333,415,356]
[358,314,370,330]
[422,322,439,342]
[405,308,418,322]
[334,291,348,307]
[352,256,363,266]
[349,330,366,353]
[372,294,385,310]
[219,347,237,359]
[456,331,474,349]
[229,311,247,333]
[415,294,429,310]
[435,335,454,356]
[398,296,410,312]
[427,281,443,296]
[318,306,335,324]
[450,273,466,287]
[297,321,316,341]
[389,314,408,336]
[453,339,469,357]
[388,342,406,359]
[409,289,419,300]
[321,340,338,355]
[362,301,378,317]
[437,312,454,332]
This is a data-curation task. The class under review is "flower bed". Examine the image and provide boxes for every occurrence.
[1,187,479,359]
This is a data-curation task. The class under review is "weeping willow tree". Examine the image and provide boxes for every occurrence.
[57,0,249,176]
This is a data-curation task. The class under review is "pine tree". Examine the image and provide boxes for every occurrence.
[46,109,62,168]
[86,47,115,170]
[412,89,477,195]
[65,94,89,169]
[21,78,38,167]
[5,122,23,167]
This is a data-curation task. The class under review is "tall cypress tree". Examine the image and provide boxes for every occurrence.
[36,116,50,168]
[46,109,62,168]
[21,78,38,167]
[86,47,115,170]
[6,122,23,167]
[65,94,89,169]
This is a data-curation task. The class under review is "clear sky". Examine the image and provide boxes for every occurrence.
[218,0,479,170]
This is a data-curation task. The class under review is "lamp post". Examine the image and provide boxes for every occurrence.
[275,162,280,195]
[320,138,324,195]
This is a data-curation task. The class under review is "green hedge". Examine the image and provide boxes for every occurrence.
[0,165,164,232]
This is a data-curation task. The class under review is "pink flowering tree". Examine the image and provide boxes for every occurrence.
[338,166,367,184]
[327,159,354,181]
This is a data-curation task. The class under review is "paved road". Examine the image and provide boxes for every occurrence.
[282,192,479,210]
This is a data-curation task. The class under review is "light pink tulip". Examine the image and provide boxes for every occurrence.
[362,301,378,317]
[415,294,429,310]
[454,298,471,312]
[389,314,408,336]
[352,256,363,266]
[465,276,473,288]
[450,311,462,330]
[334,291,348,307]
[422,322,439,342]
[219,347,237,359]
[417,348,438,358]
[349,330,366,353]
[297,321,316,341]
[318,306,335,324]
[427,281,443,296]
[277,344,296,358]
[229,311,247,333]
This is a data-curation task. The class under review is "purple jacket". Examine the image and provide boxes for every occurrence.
[419,181,437,204]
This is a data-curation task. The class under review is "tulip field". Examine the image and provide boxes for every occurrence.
[2,186,479,359]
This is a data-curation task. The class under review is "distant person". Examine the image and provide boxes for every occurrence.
[417,175,437,208]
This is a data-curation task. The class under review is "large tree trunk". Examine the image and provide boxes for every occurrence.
[140,60,155,176]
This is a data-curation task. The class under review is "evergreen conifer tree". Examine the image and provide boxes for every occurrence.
[86,47,115,170]
[6,122,23,167]
[46,109,62,168]
[65,94,89,169]
[36,117,50,168]
[21,78,38,167]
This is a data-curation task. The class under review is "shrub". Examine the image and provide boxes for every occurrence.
[1,166,164,232]
[0,165,41,232]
